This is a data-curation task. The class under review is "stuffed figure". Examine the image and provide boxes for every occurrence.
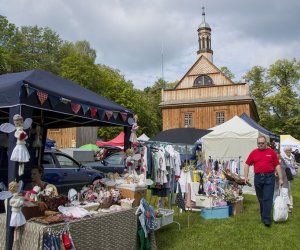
[129,115,139,144]
[43,184,58,197]
[25,185,41,202]
[125,148,136,175]
[32,125,43,158]
[0,114,32,176]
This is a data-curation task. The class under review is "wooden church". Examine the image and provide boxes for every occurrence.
[160,9,259,130]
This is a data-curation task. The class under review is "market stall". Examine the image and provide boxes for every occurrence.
[0,69,134,249]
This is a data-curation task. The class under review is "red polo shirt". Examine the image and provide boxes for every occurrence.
[245,147,279,174]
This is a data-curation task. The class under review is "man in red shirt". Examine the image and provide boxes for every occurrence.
[244,135,283,227]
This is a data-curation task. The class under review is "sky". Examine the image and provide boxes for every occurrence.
[1,0,300,89]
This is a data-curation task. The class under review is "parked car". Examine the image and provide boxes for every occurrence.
[41,150,104,194]
[84,152,126,174]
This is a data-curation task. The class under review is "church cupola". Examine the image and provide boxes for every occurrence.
[197,7,213,62]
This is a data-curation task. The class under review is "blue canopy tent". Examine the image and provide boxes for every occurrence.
[240,113,279,141]
[0,69,133,249]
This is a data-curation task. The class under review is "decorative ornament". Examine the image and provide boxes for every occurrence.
[120,112,128,122]
[105,111,113,120]
[90,107,98,118]
[0,114,32,176]
[71,103,81,114]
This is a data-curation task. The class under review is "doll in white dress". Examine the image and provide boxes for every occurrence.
[129,115,139,144]
[0,114,32,176]
[9,181,26,227]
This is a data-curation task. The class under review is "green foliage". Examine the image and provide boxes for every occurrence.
[220,66,235,80]
[244,59,300,138]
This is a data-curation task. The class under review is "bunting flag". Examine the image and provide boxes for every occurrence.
[71,103,81,114]
[82,104,89,115]
[98,109,105,120]
[112,111,119,120]
[25,85,35,96]
[176,182,186,211]
[105,111,113,120]
[90,107,98,118]
[120,112,128,122]
[48,95,60,108]
[37,91,48,105]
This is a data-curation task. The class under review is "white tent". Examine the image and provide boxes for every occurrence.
[280,135,300,153]
[202,115,270,194]
[137,133,150,142]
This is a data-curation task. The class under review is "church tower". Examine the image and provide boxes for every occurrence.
[197,7,213,62]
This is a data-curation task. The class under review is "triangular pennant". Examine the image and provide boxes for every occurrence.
[71,103,81,114]
[113,111,119,120]
[82,105,89,115]
[37,91,48,105]
[105,111,113,120]
[25,85,35,96]
[48,95,60,108]
[98,109,105,120]
[90,107,98,118]
[120,112,128,122]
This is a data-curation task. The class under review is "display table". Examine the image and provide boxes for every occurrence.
[0,208,145,250]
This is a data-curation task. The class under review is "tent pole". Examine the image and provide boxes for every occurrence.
[6,106,19,250]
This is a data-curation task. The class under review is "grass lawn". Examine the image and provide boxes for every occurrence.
[154,177,300,250]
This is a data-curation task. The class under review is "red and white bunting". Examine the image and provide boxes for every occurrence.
[120,112,128,122]
[105,111,113,120]
[90,107,98,118]
[37,91,48,105]
[71,103,81,114]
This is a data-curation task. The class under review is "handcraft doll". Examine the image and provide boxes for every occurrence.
[0,114,32,176]
[9,181,26,227]
[129,115,139,144]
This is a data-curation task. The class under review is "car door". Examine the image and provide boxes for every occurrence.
[55,153,90,189]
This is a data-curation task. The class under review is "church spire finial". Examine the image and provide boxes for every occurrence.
[202,6,206,22]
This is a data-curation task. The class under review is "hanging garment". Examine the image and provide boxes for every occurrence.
[176,183,186,211]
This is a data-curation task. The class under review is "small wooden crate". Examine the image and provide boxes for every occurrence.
[118,187,147,207]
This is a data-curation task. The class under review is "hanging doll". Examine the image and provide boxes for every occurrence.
[129,115,139,145]
[0,114,32,176]
[32,125,43,158]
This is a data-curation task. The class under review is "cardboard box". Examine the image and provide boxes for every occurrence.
[195,195,216,208]
[201,206,229,219]
[118,187,147,207]
[232,197,244,215]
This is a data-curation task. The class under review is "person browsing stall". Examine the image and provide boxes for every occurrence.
[244,135,283,227]
[25,165,48,191]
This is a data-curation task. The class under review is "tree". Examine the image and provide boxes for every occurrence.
[244,59,300,138]
[220,66,235,80]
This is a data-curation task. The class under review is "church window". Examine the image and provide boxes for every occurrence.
[194,75,214,87]
[184,113,193,127]
[216,111,225,125]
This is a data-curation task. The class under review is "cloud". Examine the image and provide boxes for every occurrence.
[1,0,300,89]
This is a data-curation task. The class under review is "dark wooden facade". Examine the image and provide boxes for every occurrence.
[160,11,258,130]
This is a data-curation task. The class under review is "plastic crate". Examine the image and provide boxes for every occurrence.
[158,209,174,226]
[201,206,229,219]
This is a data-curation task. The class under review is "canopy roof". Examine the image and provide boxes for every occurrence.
[0,69,133,128]
[96,131,125,147]
[151,128,211,145]
[240,113,279,140]
[280,134,300,152]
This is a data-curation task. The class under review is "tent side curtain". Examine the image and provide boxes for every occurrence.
[240,113,279,141]
[96,131,125,147]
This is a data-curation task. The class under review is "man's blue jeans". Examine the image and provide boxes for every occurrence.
[254,172,275,225]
